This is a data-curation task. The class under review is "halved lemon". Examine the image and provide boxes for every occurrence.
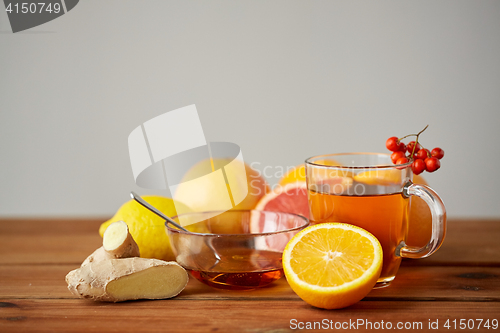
[283,223,382,309]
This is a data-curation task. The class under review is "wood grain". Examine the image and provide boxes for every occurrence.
[0,219,499,333]
[2,219,499,265]
[0,219,103,265]
[404,219,500,266]
[1,299,499,333]
[1,264,499,302]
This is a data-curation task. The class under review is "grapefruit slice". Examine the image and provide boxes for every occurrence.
[255,182,309,219]
[251,183,310,252]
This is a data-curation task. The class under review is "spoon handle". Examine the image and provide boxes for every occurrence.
[130,192,189,232]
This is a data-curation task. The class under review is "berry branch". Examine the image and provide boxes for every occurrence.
[385,125,444,175]
[398,124,429,143]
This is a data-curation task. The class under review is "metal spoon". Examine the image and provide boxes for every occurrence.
[130,191,190,233]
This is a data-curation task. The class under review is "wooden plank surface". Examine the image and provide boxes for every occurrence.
[0,218,103,265]
[1,299,499,333]
[1,264,499,302]
[1,219,499,333]
[2,219,499,265]
[406,219,500,266]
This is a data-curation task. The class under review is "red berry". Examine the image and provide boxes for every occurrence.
[386,137,400,152]
[415,148,430,160]
[391,151,406,164]
[406,141,421,154]
[385,126,442,173]
[431,147,445,160]
[425,157,441,172]
[411,159,426,175]
[396,157,409,165]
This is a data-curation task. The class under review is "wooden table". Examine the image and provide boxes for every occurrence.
[1,219,499,332]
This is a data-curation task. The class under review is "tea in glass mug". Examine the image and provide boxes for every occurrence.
[305,153,446,288]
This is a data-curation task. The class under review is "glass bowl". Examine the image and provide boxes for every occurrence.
[165,210,309,290]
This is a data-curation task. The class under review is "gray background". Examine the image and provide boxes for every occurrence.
[1,1,499,218]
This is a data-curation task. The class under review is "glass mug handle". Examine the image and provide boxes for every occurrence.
[400,181,447,259]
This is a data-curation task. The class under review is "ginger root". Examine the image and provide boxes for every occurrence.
[66,258,188,302]
[66,220,188,302]
[81,220,140,266]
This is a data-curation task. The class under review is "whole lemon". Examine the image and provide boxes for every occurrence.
[99,196,190,261]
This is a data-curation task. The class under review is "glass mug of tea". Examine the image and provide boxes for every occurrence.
[305,153,446,288]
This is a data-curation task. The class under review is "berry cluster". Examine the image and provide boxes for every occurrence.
[385,125,444,175]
